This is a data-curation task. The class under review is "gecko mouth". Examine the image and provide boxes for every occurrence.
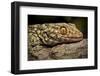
[45,37,83,47]
[61,37,83,43]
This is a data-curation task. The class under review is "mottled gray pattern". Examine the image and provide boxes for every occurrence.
[28,23,83,46]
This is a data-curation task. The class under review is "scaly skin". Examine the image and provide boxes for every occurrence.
[28,23,83,47]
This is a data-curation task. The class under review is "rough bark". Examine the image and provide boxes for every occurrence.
[28,39,88,60]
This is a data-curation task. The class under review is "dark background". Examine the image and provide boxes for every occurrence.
[28,15,88,38]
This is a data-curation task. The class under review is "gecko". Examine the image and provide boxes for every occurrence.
[28,23,83,47]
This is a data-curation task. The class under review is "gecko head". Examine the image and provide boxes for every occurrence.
[52,23,83,43]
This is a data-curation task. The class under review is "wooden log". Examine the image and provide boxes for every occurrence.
[28,39,88,60]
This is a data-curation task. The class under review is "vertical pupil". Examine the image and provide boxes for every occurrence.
[60,27,66,35]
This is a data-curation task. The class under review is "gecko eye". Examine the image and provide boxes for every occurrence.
[60,26,67,35]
